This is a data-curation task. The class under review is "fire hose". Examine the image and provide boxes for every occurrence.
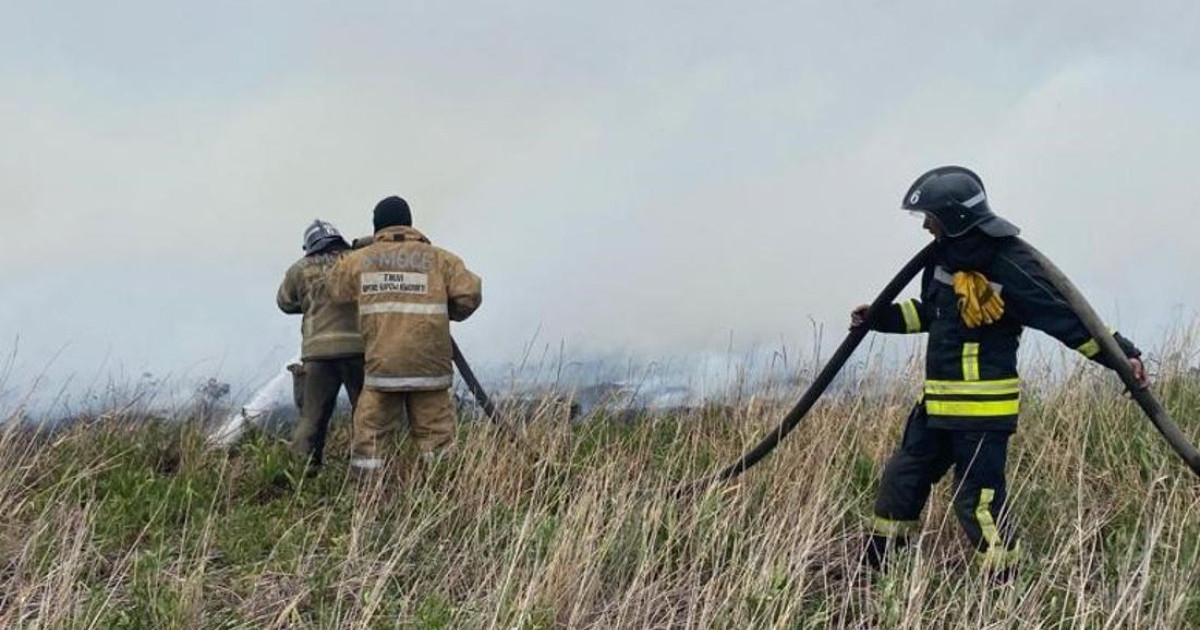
[696,242,938,488]
[694,239,1200,490]
[451,338,498,420]
[1019,238,1200,477]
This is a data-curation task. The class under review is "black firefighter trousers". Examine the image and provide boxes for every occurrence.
[291,356,365,467]
[871,403,1021,571]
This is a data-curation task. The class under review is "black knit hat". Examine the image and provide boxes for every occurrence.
[373,196,412,232]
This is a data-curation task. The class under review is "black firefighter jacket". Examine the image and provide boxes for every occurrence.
[869,235,1140,432]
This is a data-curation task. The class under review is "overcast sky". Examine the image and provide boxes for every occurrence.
[3,1,1199,407]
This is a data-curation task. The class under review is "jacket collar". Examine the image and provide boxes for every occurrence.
[374,225,431,244]
[936,229,1006,272]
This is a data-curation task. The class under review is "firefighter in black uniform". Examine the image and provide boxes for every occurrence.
[851,166,1149,575]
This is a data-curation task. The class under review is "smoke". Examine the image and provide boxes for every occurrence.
[2,1,1199,406]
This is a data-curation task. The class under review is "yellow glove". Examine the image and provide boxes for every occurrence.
[953,271,1005,328]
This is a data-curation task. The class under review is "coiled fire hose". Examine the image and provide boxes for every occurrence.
[693,239,1200,491]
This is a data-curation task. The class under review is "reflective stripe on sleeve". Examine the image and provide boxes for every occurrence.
[962,343,981,381]
[899,299,921,333]
[1076,338,1101,358]
[1076,326,1118,359]
[364,374,454,390]
[360,302,448,316]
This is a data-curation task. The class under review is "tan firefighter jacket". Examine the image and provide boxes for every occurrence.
[277,249,365,360]
[328,226,482,391]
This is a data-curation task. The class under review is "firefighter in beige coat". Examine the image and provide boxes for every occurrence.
[329,196,482,471]
[277,220,365,468]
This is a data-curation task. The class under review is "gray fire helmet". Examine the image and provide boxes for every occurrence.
[302,219,346,254]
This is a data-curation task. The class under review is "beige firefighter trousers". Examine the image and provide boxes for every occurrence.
[350,387,455,470]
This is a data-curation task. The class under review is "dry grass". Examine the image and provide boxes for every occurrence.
[1,341,1199,629]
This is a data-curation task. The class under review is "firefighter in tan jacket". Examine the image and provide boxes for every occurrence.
[277,220,366,469]
[329,196,482,472]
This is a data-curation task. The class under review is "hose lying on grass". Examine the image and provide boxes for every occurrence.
[692,239,1200,492]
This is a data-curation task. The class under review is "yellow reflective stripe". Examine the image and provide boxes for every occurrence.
[975,539,1022,572]
[972,487,1022,571]
[1077,326,1118,358]
[962,343,980,381]
[1076,338,1101,358]
[870,516,919,537]
[924,379,1020,395]
[975,488,1002,548]
[925,399,1020,417]
[899,300,921,333]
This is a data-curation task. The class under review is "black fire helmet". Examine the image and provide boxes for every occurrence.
[902,166,1019,238]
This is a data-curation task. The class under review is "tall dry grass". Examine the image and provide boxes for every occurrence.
[1,337,1199,628]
